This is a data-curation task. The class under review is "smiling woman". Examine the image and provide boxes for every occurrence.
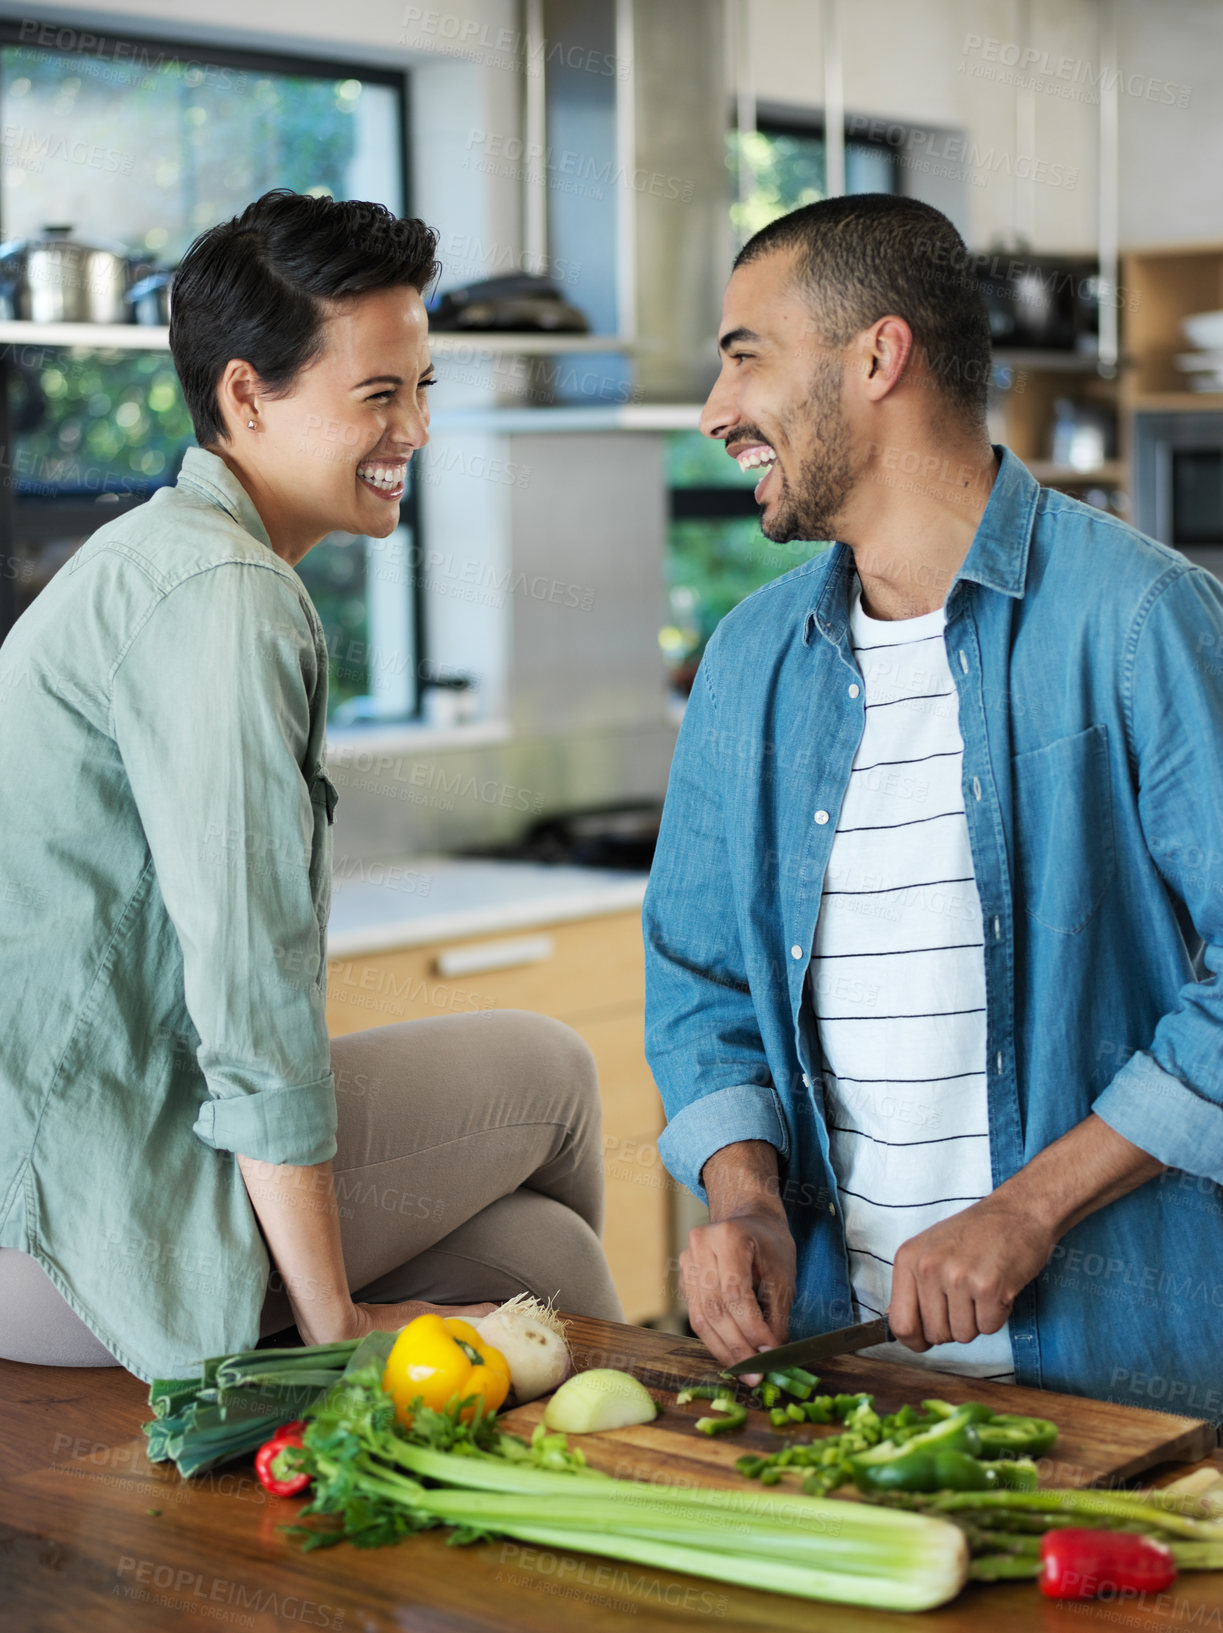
[0,190,623,1380]
[169,192,437,562]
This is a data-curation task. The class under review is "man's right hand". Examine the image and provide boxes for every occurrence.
[680,1141,797,1371]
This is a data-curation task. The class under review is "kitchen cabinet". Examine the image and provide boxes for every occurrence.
[326,907,676,1326]
[1119,241,1223,408]
[989,242,1223,523]
[989,349,1126,514]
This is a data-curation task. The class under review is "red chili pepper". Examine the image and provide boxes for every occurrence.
[1040,1529,1177,1599]
[255,1427,311,1498]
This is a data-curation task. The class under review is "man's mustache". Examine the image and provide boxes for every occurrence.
[727,427,772,451]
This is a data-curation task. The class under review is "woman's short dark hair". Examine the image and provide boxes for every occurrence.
[734,194,993,424]
[170,189,441,446]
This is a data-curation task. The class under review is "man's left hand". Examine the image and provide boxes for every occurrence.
[888,1193,1055,1350]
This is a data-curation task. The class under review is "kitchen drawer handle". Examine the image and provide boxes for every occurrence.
[434,934,556,978]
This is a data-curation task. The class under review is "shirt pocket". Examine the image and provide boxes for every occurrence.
[1011,723,1117,936]
[308,765,338,983]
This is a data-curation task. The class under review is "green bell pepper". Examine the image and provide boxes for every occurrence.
[849,1446,1001,1494]
[920,1400,1057,1457]
[850,1405,983,1469]
[974,1413,1058,1458]
[921,1398,995,1424]
[695,1397,748,1436]
[766,1367,819,1401]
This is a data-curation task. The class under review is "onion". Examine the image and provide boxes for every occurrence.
[542,1368,658,1433]
[475,1294,572,1404]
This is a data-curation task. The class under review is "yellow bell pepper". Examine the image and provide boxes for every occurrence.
[382,1313,511,1426]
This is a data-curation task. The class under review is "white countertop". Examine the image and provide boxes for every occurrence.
[326,854,650,957]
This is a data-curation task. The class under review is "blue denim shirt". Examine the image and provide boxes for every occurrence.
[644,447,1223,1415]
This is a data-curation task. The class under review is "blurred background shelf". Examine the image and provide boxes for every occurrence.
[993,349,1113,375]
[0,320,171,350]
[0,320,635,356]
[1023,459,1126,486]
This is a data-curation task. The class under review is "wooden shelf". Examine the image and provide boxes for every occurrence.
[1119,244,1223,400]
[993,348,1111,374]
[0,321,635,356]
[1128,392,1223,412]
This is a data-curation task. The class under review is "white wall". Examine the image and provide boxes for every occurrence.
[746,0,1210,254]
[1115,0,1223,248]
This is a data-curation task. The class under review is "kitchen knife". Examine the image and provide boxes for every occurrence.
[722,1316,892,1377]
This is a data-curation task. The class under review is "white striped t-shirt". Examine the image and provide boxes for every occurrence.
[806,573,1015,1382]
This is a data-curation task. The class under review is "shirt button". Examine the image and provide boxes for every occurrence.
[972,776,982,801]
[996,1051,1003,1072]
[959,650,969,674]
[828,1202,836,1216]
[802,1073,811,1088]
[848,683,860,698]
[791,945,804,960]
[814,809,830,825]
[994,916,1002,939]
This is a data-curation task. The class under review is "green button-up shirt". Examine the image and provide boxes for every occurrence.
[0,447,338,1381]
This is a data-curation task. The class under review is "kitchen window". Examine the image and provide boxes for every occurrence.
[0,20,423,725]
[659,119,895,695]
[730,115,899,240]
[661,430,830,697]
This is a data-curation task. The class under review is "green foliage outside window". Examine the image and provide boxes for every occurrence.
[728,129,826,240]
[662,431,830,689]
[665,516,830,654]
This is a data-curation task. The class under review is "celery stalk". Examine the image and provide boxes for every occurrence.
[478,1520,966,1612]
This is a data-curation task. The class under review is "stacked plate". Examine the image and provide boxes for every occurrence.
[1177,311,1223,391]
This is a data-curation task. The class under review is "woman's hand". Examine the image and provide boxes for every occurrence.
[237,1153,501,1346]
[340,1299,499,1341]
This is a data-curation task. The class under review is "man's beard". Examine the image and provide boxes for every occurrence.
[760,355,855,544]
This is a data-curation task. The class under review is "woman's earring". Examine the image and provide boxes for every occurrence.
[247,418,256,429]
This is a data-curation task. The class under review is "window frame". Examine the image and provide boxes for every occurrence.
[748,102,903,194]
[0,16,426,726]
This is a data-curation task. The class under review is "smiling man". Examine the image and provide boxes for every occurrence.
[643,194,1223,1406]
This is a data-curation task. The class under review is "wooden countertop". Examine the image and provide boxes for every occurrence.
[2,1316,1221,1632]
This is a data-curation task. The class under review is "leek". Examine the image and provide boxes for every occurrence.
[144,1340,360,1476]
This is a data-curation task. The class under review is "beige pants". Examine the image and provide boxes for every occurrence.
[0,1009,623,1367]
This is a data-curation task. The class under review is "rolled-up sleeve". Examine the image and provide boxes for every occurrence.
[1094,564,1223,1179]
[644,636,787,1203]
[111,562,336,1166]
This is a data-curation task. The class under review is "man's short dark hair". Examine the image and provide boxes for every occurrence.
[170,189,441,446]
[734,194,993,423]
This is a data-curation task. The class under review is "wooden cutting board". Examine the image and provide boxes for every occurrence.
[500,1316,1216,1492]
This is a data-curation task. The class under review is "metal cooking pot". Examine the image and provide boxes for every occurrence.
[127,269,173,326]
[0,225,130,324]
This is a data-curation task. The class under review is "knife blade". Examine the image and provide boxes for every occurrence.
[722,1317,892,1377]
